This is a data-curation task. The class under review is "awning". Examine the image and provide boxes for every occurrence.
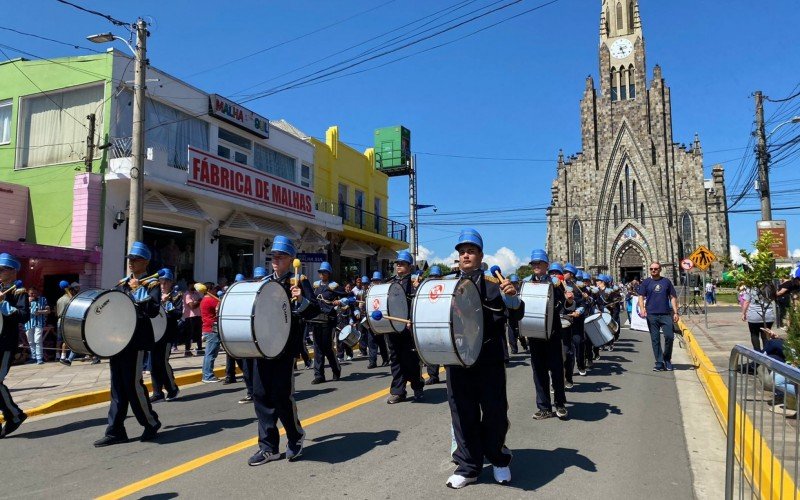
[144,191,211,222]
[297,228,329,252]
[377,247,398,261]
[223,211,301,240]
[340,239,376,258]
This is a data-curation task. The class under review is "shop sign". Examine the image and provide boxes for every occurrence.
[188,146,314,219]
[208,94,269,138]
[297,253,326,263]
[756,220,788,259]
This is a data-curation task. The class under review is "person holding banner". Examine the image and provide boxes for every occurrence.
[637,262,679,372]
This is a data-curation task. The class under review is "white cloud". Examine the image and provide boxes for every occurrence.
[793,248,800,259]
[415,245,524,275]
[730,245,747,265]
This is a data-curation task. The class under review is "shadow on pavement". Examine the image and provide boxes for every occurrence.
[337,371,391,383]
[605,347,635,353]
[18,417,108,439]
[505,360,529,368]
[171,386,241,403]
[295,388,336,402]
[503,447,597,491]
[567,401,623,422]
[155,417,254,445]
[10,384,61,393]
[599,355,631,363]
[413,387,448,405]
[587,361,626,376]
[670,363,696,371]
[140,494,178,500]
[568,381,620,393]
[303,429,399,464]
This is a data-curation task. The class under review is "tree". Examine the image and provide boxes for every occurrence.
[784,305,800,365]
[515,264,533,280]
[423,263,452,278]
[729,232,790,327]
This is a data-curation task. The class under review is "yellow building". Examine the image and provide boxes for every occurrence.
[312,126,407,280]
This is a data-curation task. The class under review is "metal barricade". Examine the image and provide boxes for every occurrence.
[726,344,800,499]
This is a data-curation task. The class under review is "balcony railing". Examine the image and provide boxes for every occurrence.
[316,197,407,242]
[110,137,189,171]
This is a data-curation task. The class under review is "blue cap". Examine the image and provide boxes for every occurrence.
[360,275,369,283]
[372,271,383,281]
[127,241,151,260]
[564,263,578,275]
[270,235,296,257]
[794,267,800,279]
[59,280,70,289]
[429,265,442,277]
[234,273,245,282]
[529,249,549,264]
[159,268,175,281]
[455,228,483,251]
[581,271,591,281]
[0,253,21,271]
[253,266,267,279]
[319,262,333,274]
[509,274,520,283]
[548,262,564,274]
[603,274,613,284]
[396,251,414,265]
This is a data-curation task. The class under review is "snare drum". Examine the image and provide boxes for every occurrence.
[519,282,554,339]
[337,324,361,348]
[60,289,137,358]
[366,283,409,334]
[601,312,619,334]
[585,313,614,347]
[412,278,483,367]
[218,280,291,359]
[151,306,167,343]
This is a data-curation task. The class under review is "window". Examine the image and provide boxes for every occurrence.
[619,181,624,216]
[355,190,365,227]
[254,143,296,182]
[218,128,251,150]
[616,1,623,30]
[682,212,694,257]
[300,164,312,188]
[640,203,645,225]
[571,219,583,267]
[627,0,634,32]
[218,128,251,165]
[628,64,636,98]
[625,164,631,216]
[18,84,104,168]
[605,8,610,36]
[632,180,638,218]
[338,183,348,220]
[613,205,618,227]
[610,68,618,101]
[620,67,628,100]
[0,99,11,144]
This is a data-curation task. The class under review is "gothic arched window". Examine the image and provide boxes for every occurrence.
[640,203,645,225]
[628,64,636,98]
[605,8,610,36]
[620,67,628,100]
[571,219,583,267]
[610,68,618,101]
[616,1,624,31]
[627,0,634,32]
[619,181,624,217]
[632,180,638,218]
[682,212,694,257]
[625,164,631,216]
[613,205,619,227]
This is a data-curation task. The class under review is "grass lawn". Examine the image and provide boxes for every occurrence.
[715,293,740,305]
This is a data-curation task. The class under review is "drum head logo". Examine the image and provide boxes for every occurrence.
[429,284,445,303]
[94,298,110,315]
[372,298,381,310]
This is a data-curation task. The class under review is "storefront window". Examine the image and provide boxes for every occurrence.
[339,256,362,283]
[142,222,196,286]
[218,235,254,285]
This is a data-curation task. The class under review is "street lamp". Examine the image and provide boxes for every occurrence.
[768,116,800,138]
[87,20,148,248]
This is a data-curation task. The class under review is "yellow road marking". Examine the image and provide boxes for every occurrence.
[97,368,443,500]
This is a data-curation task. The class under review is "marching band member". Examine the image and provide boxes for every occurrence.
[385,251,424,404]
[424,265,444,385]
[150,269,182,403]
[528,251,570,421]
[506,274,528,354]
[562,263,586,387]
[224,273,255,403]
[366,271,389,369]
[445,228,522,489]
[353,275,370,357]
[95,242,162,447]
[248,236,319,466]
[0,253,27,438]
[309,262,345,384]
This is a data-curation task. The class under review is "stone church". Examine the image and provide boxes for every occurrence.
[546,0,730,282]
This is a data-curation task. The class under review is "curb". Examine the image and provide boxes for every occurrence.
[678,321,797,499]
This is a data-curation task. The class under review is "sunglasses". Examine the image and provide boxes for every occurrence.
[649,267,661,271]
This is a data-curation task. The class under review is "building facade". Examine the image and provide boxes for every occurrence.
[546,0,730,282]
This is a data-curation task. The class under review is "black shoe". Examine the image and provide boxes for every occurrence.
[425,377,439,386]
[380,360,390,367]
[387,394,407,404]
[222,377,236,385]
[311,378,325,385]
[332,372,341,381]
[248,449,281,466]
[91,358,101,365]
[165,389,180,401]
[555,406,569,419]
[413,390,424,401]
[367,363,377,369]
[1,413,26,437]
[532,410,554,420]
[140,423,161,442]
[59,359,71,366]
[149,393,165,403]
[238,395,253,404]
[94,435,129,447]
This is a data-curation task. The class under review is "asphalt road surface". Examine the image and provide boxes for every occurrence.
[1,327,694,499]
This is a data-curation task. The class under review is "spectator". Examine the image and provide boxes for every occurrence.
[56,281,78,365]
[705,281,714,305]
[199,283,221,383]
[637,261,680,371]
[775,268,800,328]
[183,280,203,356]
[741,286,775,351]
[24,286,50,365]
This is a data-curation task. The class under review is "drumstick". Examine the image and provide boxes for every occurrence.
[489,265,505,282]
[370,310,410,325]
[0,280,23,299]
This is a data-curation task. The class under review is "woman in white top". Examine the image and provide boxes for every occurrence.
[740,286,776,351]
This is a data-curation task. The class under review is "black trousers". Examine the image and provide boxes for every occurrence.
[311,321,340,380]
[368,331,388,365]
[106,346,160,438]
[150,338,178,397]
[225,357,254,397]
[447,361,512,478]
[184,316,202,351]
[530,330,566,411]
[253,354,304,454]
[385,332,423,396]
[0,349,24,424]
[426,363,441,379]
[564,320,585,383]
[506,321,527,354]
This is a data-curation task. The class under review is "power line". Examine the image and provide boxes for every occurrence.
[54,0,131,27]
[0,25,102,53]
[766,89,800,104]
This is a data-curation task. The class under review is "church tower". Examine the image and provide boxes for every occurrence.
[545,1,730,282]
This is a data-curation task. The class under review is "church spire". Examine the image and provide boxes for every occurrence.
[601,0,642,40]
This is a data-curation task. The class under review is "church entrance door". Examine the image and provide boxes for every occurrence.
[617,243,645,283]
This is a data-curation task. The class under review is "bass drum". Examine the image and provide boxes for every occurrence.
[519,282,554,339]
[585,313,614,347]
[337,324,361,349]
[60,289,137,358]
[602,312,619,334]
[151,306,167,343]
[218,280,291,359]
[412,278,483,367]
[366,283,409,334]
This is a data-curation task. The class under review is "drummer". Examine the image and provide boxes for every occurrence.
[365,271,389,369]
[445,229,522,489]
[385,251,425,404]
[0,253,27,437]
[95,242,162,447]
[309,262,346,384]
[248,235,319,466]
[562,263,587,387]
[506,274,528,355]
[424,265,444,385]
[150,269,182,403]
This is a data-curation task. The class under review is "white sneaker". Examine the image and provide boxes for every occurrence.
[446,474,476,489]
[286,435,304,462]
[493,465,511,484]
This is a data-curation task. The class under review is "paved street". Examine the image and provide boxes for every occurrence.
[0,326,700,499]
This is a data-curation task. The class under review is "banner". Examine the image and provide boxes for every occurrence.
[630,299,649,332]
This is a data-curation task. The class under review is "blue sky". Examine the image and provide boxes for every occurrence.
[3,0,800,271]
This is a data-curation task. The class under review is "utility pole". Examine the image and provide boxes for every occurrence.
[408,155,418,261]
[84,114,95,173]
[127,18,148,245]
[754,90,772,221]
